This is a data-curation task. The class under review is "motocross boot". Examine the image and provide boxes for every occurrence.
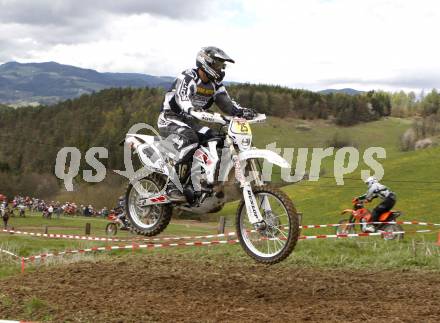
[364,225,376,233]
[166,183,187,203]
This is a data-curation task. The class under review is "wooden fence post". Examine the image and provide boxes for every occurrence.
[85,223,91,235]
[44,225,48,235]
[218,216,226,234]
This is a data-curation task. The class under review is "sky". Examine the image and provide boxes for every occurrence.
[0,0,439,92]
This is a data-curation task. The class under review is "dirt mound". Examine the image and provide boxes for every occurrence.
[1,254,440,322]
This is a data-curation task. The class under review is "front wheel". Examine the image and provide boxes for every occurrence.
[105,223,118,236]
[336,219,356,235]
[381,224,404,240]
[236,186,300,264]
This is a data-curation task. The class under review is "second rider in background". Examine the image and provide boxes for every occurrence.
[358,176,397,232]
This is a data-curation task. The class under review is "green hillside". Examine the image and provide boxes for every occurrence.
[283,145,440,225]
[0,61,174,105]
[252,116,410,151]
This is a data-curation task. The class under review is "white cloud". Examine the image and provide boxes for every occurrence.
[1,0,440,92]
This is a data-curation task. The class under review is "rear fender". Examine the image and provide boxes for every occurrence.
[126,134,156,147]
[124,133,169,176]
[380,210,401,222]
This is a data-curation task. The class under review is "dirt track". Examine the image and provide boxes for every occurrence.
[1,254,440,322]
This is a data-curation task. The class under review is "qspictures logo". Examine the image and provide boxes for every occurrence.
[54,123,386,192]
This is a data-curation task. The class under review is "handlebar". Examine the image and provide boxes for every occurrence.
[352,197,369,205]
[190,110,267,125]
[223,113,267,124]
[190,111,227,125]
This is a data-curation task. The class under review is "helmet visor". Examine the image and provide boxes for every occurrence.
[211,59,227,74]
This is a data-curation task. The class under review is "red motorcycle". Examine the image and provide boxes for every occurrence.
[105,209,130,236]
[64,205,77,216]
[337,198,404,240]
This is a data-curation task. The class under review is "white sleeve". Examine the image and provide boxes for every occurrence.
[175,74,196,113]
[365,183,378,200]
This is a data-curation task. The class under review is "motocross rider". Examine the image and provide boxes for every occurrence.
[358,176,397,232]
[158,46,257,201]
[115,195,129,230]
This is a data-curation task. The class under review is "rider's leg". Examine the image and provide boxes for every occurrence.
[158,118,200,164]
[117,213,128,229]
[371,203,387,223]
[372,197,396,223]
[365,196,396,232]
[158,118,200,202]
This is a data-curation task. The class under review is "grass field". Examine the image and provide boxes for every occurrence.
[1,116,440,280]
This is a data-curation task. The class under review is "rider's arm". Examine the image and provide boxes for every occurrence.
[174,73,197,113]
[364,184,378,201]
[214,85,244,116]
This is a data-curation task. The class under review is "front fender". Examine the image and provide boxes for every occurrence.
[238,149,290,169]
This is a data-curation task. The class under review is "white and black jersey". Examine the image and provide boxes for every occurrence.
[161,68,242,116]
[157,68,244,164]
[364,182,395,201]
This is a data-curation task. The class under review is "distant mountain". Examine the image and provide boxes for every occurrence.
[0,61,174,106]
[318,88,363,96]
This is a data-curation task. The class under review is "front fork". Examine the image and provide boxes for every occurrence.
[232,155,267,226]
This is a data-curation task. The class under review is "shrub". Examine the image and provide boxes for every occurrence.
[325,132,357,148]
[399,128,416,151]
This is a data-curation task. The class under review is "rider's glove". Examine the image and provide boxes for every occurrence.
[188,107,198,120]
[236,108,257,120]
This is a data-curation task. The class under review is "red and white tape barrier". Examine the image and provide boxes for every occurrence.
[298,229,434,240]
[0,320,36,323]
[300,220,440,229]
[3,220,440,244]
[19,239,241,273]
[0,248,19,259]
[2,228,238,243]
[21,228,436,264]
[1,229,122,242]
[22,239,240,262]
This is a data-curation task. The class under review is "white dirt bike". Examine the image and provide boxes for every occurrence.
[122,111,299,264]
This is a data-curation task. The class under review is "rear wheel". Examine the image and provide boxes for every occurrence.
[381,224,404,240]
[105,223,118,236]
[335,219,356,235]
[125,174,172,236]
[236,186,300,264]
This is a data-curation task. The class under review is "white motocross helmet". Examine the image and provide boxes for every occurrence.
[365,176,378,188]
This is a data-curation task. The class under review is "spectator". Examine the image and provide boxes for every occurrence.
[89,205,94,215]
[48,205,54,219]
[2,207,10,229]
[56,205,62,219]
[18,204,26,217]
[101,207,109,218]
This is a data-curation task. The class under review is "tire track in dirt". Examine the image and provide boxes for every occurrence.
[1,254,439,322]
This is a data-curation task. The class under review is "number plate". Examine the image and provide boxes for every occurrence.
[231,120,252,135]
